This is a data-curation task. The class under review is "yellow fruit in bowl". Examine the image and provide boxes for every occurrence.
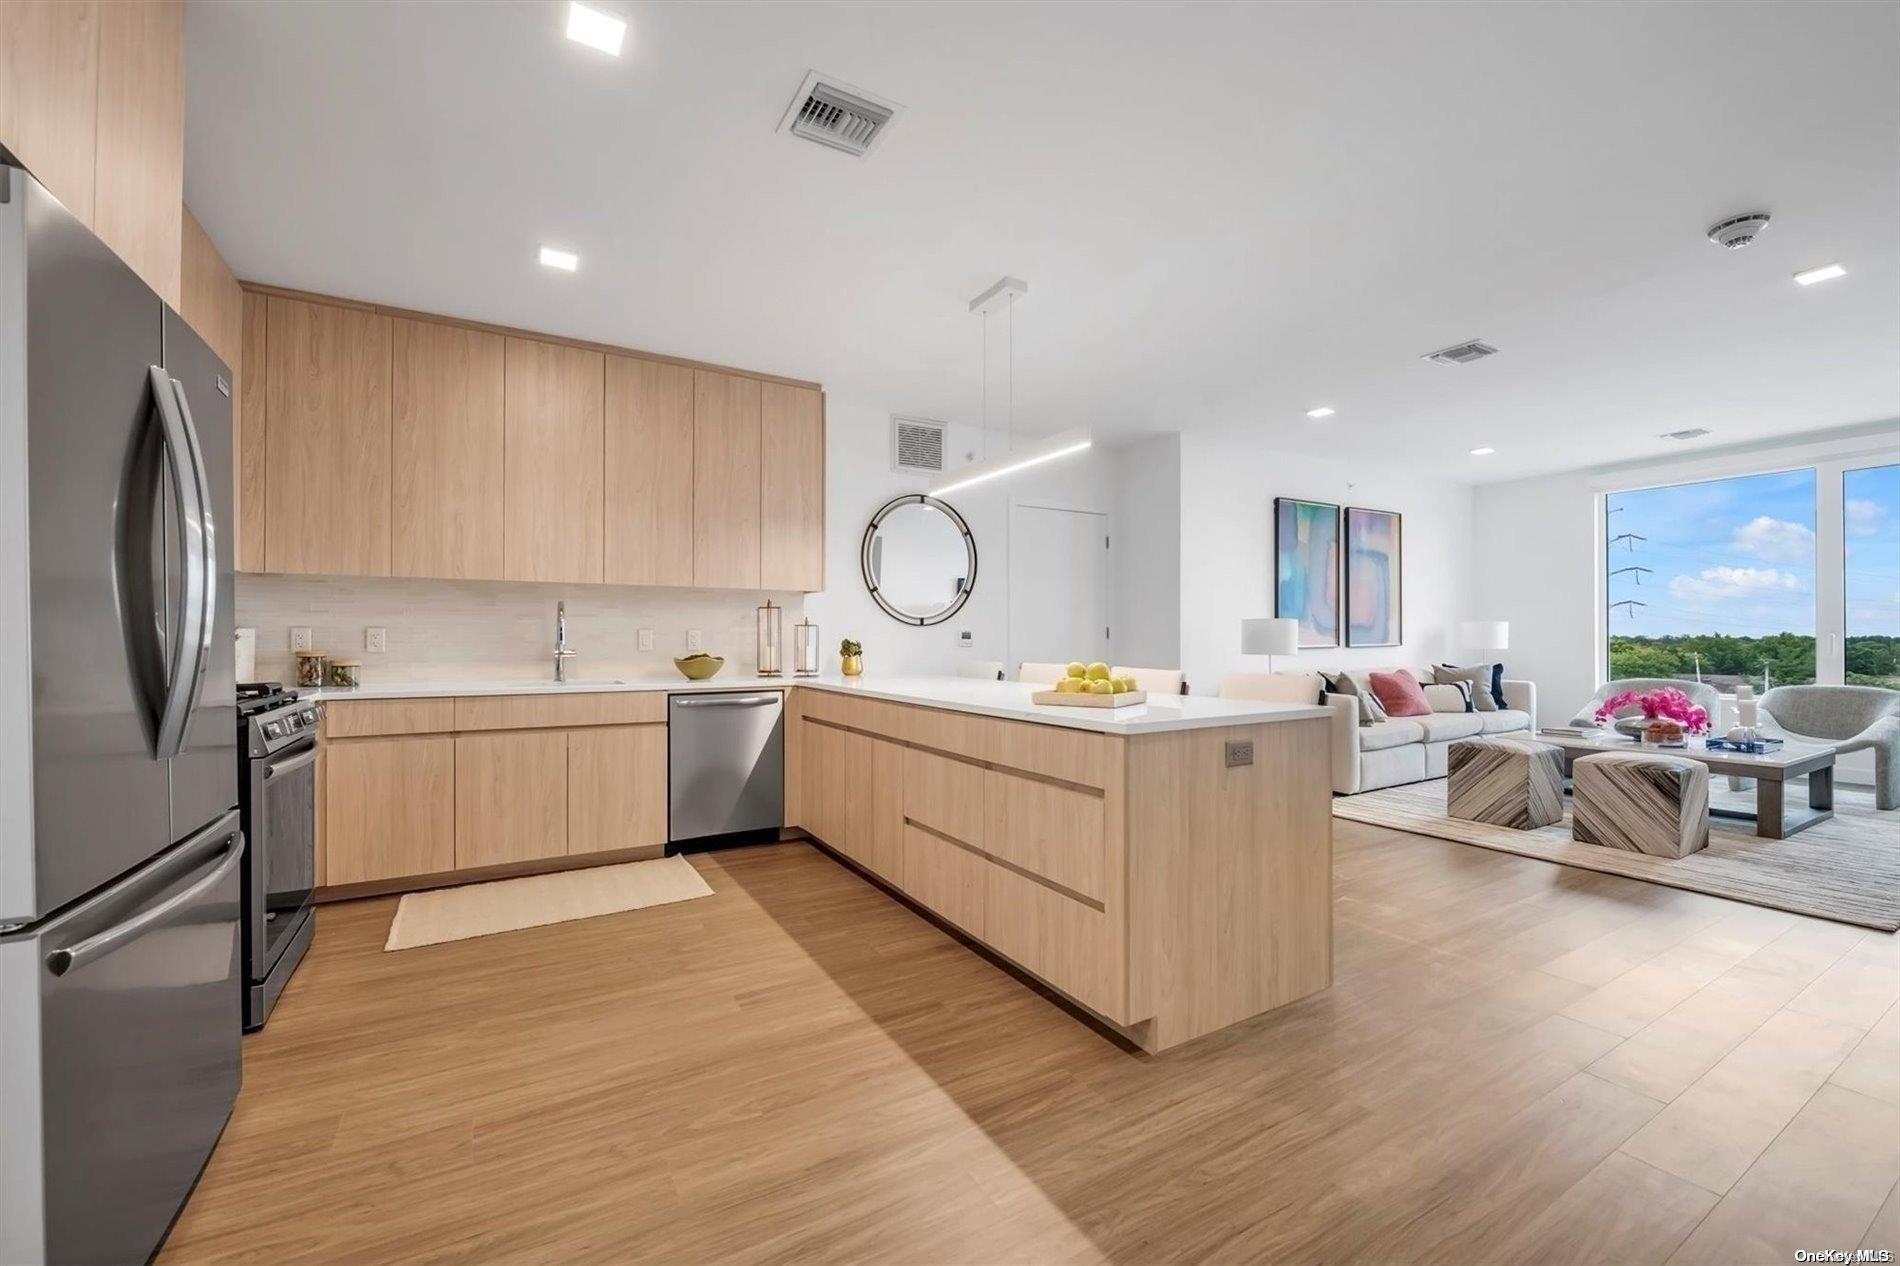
[1065,661,1087,679]
[1054,678,1083,694]
[1116,676,1138,693]
[1086,662,1111,681]
[1110,678,1130,693]
[1089,679,1115,695]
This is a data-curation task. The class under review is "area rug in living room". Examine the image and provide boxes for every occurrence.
[1333,778,1900,931]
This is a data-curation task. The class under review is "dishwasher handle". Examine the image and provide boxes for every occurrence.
[672,694,780,709]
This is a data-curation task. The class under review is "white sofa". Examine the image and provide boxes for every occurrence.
[1327,674,1538,795]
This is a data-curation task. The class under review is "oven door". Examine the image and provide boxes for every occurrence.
[252,741,317,972]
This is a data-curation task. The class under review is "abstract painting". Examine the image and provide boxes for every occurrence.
[1345,507,1402,647]
[1274,498,1340,648]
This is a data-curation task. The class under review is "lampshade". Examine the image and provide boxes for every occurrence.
[1242,617,1301,657]
[1459,620,1509,652]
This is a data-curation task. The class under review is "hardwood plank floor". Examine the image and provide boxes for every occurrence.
[161,821,1900,1264]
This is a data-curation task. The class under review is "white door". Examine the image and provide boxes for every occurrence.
[1009,503,1110,673]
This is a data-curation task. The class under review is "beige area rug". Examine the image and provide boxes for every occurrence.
[385,855,714,951]
[1334,778,1900,931]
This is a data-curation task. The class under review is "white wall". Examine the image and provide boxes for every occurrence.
[1110,433,1182,671]
[1177,418,1476,695]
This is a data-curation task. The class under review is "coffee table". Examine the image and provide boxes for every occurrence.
[1535,730,1837,839]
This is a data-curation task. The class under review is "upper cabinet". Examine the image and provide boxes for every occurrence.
[2,0,184,305]
[604,356,695,588]
[692,371,762,590]
[760,383,825,592]
[263,296,393,576]
[504,338,604,584]
[393,319,505,580]
[237,292,270,573]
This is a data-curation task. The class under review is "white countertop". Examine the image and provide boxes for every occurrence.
[310,673,1329,734]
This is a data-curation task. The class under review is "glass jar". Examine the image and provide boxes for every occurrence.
[327,659,361,690]
[792,619,819,677]
[294,651,326,689]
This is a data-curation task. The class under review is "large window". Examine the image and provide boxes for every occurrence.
[1605,469,1818,689]
[1845,463,1899,689]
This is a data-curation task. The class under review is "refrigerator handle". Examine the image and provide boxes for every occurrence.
[169,374,217,715]
[148,366,206,760]
[43,831,243,977]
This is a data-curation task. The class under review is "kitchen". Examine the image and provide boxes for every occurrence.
[0,4,1334,1260]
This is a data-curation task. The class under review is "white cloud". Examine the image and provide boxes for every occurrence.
[1668,566,1805,602]
[1846,498,1888,537]
[1732,515,1815,562]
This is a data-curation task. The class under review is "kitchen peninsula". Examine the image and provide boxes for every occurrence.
[315,674,1334,1052]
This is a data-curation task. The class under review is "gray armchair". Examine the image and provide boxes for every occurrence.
[1759,685,1900,810]
[1570,678,1723,729]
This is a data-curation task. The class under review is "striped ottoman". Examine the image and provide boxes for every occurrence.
[1571,750,1710,858]
[1447,737,1565,829]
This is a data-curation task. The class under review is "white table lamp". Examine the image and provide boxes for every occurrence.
[1242,617,1301,673]
[1458,620,1509,654]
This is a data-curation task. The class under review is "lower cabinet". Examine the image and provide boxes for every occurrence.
[902,823,986,938]
[984,863,1120,1018]
[324,735,455,885]
[569,725,667,856]
[799,720,904,887]
[455,729,569,870]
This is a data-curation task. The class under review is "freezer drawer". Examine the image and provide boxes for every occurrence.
[668,692,784,843]
[0,811,244,1266]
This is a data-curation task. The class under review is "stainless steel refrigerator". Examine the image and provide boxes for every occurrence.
[0,162,243,1265]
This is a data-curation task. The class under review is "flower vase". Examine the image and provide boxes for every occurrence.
[841,654,863,677]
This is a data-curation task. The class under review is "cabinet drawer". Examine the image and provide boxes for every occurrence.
[454,690,667,732]
[324,698,455,738]
[983,770,1106,903]
[976,718,1110,790]
[903,825,985,937]
[985,864,1126,1022]
[903,747,985,848]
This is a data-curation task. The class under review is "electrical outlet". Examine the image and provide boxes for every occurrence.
[685,629,703,652]
[290,627,312,652]
[638,629,655,652]
[365,626,387,653]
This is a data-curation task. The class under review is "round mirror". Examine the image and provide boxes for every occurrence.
[861,495,977,626]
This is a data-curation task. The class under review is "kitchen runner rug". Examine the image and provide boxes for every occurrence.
[384,855,714,950]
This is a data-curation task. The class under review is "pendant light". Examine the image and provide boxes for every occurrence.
[928,276,1091,498]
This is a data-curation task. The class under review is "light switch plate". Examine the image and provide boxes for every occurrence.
[638,629,655,652]
[365,626,387,653]
[685,629,703,652]
[957,630,973,646]
[290,627,312,652]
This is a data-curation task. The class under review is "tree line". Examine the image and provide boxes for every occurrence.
[1607,634,1899,690]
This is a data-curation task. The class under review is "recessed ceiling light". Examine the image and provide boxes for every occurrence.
[539,246,579,272]
[565,2,626,56]
[1305,407,1336,420]
[1469,446,1495,456]
[1793,263,1846,286]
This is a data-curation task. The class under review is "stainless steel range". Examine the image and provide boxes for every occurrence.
[236,682,318,1029]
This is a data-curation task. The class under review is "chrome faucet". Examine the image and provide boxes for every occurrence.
[554,601,578,683]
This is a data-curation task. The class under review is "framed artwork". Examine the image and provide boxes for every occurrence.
[1274,497,1341,648]
[1345,507,1403,647]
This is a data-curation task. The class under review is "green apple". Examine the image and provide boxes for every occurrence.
[1086,662,1111,681]
[1065,661,1087,679]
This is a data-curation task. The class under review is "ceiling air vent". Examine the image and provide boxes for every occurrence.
[1422,340,1499,366]
[1658,427,1712,441]
[778,71,901,158]
[891,416,946,474]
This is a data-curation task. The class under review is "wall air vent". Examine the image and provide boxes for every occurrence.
[1658,427,1712,441]
[778,71,902,158]
[1422,340,1499,366]
[891,416,946,474]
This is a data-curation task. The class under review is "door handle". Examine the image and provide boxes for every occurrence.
[148,366,206,759]
[45,833,243,977]
[672,694,781,708]
[170,375,217,724]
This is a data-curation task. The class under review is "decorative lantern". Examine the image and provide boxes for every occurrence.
[756,599,783,677]
[792,618,820,677]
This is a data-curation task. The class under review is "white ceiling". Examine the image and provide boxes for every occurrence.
[184,0,1900,483]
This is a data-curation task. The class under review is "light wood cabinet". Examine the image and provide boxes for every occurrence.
[801,720,849,853]
[604,356,694,587]
[1,0,100,224]
[568,725,667,857]
[393,319,505,579]
[903,824,986,937]
[903,747,986,851]
[985,862,1120,1018]
[691,371,762,589]
[760,382,825,591]
[263,295,393,575]
[982,770,1105,903]
[454,729,569,870]
[504,338,604,583]
[324,735,455,886]
[92,0,183,307]
[237,291,269,572]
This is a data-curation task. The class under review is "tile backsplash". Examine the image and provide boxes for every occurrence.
[235,574,806,685]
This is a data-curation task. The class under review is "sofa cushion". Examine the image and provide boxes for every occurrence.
[1369,669,1432,718]
[1434,663,1505,712]
[1480,709,1533,735]
[1323,670,1389,723]
[1416,713,1485,742]
[1358,719,1425,751]
[1423,682,1474,713]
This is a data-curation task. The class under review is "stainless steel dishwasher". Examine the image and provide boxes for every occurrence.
[668,691,785,844]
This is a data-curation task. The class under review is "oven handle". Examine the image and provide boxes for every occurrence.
[264,745,319,781]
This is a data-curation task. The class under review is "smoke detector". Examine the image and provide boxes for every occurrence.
[1707,212,1770,249]
[1421,340,1499,366]
[778,71,902,158]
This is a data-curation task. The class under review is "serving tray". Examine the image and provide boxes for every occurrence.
[1030,689,1149,708]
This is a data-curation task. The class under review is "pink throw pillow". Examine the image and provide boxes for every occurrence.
[1368,669,1431,718]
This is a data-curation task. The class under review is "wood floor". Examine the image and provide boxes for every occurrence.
[162,822,1900,1264]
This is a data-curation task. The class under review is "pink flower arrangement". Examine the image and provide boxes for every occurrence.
[1593,687,1710,735]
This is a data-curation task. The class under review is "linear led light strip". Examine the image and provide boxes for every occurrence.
[929,429,1094,497]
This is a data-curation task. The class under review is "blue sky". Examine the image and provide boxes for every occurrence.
[1606,465,1899,638]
